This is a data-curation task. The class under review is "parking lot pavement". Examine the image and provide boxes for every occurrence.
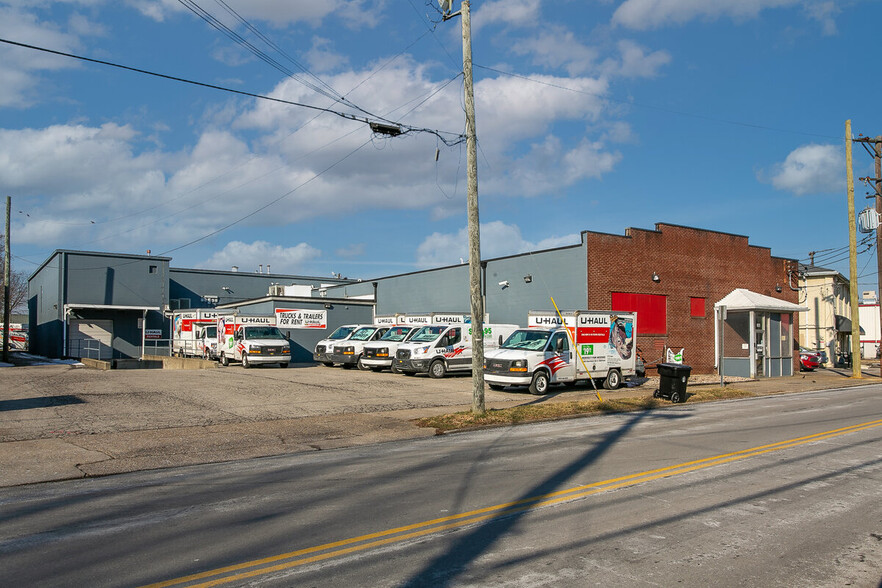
[0,360,878,487]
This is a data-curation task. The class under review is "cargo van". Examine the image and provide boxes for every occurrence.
[361,324,421,372]
[394,322,518,378]
[326,324,390,369]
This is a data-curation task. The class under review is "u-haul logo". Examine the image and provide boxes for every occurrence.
[238,316,275,326]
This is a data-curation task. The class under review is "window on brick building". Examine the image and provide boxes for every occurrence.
[690,297,706,318]
[611,292,666,334]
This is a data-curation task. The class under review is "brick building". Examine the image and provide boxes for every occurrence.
[584,223,799,374]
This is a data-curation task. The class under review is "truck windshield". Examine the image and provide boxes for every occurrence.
[328,326,356,340]
[410,325,447,343]
[243,326,285,339]
[501,329,551,351]
[380,326,413,342]
[350,327,377,341]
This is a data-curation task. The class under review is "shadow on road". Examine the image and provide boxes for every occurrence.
[401,408,688,587]
[0,395,85,412]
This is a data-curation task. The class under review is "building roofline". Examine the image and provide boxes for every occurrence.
[29,249,172,281]
[169,266,356,284]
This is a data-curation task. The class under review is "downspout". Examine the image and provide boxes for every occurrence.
[62,252,68,358]
[141,309,146,359]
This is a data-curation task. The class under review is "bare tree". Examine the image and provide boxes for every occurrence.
[0,238,28,314]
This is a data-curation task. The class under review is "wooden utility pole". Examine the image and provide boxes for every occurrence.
[443,0,485,413]
[846,121,861,378]
[2,196,10,363]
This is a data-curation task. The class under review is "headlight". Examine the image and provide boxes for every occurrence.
[510,359,527,372]
[377,347,389,357]
[282,347,290,354]
[343,346,354,355]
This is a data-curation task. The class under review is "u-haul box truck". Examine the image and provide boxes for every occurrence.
[483,310,637,394]
[216,315,291,368]
[394,321,518,378]
[171,309,234,358]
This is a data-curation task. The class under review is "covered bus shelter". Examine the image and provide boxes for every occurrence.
[714,289,808,378]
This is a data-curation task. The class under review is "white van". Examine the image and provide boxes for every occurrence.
[326,324,389,369]
[361,324,421,372]
[394,323,518,378]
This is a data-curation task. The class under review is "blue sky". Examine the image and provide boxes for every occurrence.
[1,0,880,292]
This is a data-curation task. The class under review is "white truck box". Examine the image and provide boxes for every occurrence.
[393,322,518,378]
[361,324,421,371]
[483,310,637,394]
[216,315,291,368]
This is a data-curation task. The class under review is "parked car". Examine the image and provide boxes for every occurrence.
[799,348,820,371]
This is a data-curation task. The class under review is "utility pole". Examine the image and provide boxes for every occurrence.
[442,0,485,414]
[855,133,882,364]
[3,196,10,364]
[846,121,861,378]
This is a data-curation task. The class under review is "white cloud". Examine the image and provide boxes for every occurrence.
[612,0,801,30]
[765,143,843,196]
[804,1,840,35]
[604,40,672,78]
[200,240,321,274]
[473,0,542,32]
[416,221,580,268]
[304,36,349,73]
[0,6,91,108]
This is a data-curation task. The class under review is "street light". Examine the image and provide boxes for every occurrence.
[441,0,485,414]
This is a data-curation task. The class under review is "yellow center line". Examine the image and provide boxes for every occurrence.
[142,417,882,588]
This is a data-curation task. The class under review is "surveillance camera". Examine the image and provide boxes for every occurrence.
[499,280,510,287]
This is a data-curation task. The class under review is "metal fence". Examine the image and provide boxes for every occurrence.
[144,339,172,357]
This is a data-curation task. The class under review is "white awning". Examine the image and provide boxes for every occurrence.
[64,304,161,312]
[714,288,808,313]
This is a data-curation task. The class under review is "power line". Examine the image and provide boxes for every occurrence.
[0,37,466,147]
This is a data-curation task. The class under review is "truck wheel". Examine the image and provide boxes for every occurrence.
[429,360,447,379]
[357,357,369,371]
[242,355,250,369]
[603,369,621,390]
[529,371,549,395]
[220,353,229,367]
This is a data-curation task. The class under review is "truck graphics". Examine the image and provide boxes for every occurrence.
[483,310,637,394]
[171,309,233,358]
[216,315,291,368]
[394,322,518,378]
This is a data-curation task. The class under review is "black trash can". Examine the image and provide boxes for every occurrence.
[654,363,692,403]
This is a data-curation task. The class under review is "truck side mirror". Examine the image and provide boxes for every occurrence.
[498,335,503,345]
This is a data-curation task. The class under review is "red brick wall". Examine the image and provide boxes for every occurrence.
[585,223,799,374]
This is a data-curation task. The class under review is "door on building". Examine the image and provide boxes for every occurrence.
[69,320,114,360]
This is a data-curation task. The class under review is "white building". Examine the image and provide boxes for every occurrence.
[859,291,880,359]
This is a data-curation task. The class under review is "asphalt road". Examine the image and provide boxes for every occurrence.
[1,385,881,587]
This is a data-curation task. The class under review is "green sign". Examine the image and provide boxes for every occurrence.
[580,344,593,355]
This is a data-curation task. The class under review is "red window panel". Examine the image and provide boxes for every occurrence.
[611,292,667,334]
[690,297,706,318]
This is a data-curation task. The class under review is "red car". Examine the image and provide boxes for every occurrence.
[799,349,820,371]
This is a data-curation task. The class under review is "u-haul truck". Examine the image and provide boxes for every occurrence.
[394,319,518,378]
[171,309,233,358]
[216,315,291,368]
[483,310,637,394]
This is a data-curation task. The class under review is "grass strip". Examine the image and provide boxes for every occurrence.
[416,386,755,432]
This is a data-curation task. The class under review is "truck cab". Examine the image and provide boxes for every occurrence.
[226,324,291,368]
